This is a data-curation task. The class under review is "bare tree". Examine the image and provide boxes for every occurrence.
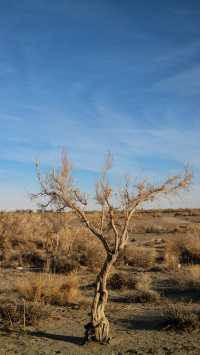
[32,152,192,344]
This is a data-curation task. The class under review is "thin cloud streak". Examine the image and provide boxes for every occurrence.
[1,126,199,174]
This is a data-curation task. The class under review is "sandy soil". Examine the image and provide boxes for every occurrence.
[1,302,200,354]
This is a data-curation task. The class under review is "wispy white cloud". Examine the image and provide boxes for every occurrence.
[1,125,199,176]
[155,41,200,66]
[0,104,199,210]
[151,64,200,96]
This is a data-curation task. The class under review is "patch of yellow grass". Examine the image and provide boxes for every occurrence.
[165,227,200,268]
[15,272,81,306]
[133,273,160,303]
[123,245,156,268]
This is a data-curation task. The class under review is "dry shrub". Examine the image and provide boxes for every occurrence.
[132,273,160,303]
[123,245,156,268]
[108,272,136,290]
[145,225,164,234]
[49,255,78,274]
[135,272,152,292]
[0,300,49,330]
[108,272,160,303]
[0,212,74,270]
[164,253,181,271]
[164,237,182,268]
[162,303,200,331]
[72,229,106,271]
[0,212,105,272]
[165,228,200,268]
[186,265,200,287]
[171,265,200,290]
[15,272,81,306]
[130,290,160,303]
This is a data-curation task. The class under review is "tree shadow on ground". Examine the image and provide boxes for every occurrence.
[29,331,84,345]
[117,313,164,331]
[161,287,200,303]
[110,296,131,304]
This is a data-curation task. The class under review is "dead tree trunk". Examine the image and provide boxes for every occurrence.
[84,253,117,344]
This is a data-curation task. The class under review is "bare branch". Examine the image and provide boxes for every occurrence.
[118,167,192,250]
[32,152,192,260]
[32,152,112,255]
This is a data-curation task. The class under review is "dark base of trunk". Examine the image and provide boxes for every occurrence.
[84,319,110,344]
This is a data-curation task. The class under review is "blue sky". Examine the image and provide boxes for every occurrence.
[0,0,200,209]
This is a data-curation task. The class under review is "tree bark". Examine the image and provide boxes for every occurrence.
[84,253,116,344]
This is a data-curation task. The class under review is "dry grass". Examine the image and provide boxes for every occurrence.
[145,224,164,234]
[108,272,136,290]
[0,212,105,272]
[144,224,178,234]
[135,273,152,292]
[164,253,181,270]
[0,300,49,330]
[0,212,73,270]
[123,245,156,268]
[132,273,160,303]
[162,303,200,331]
[170,265,200,290]
[1,211,199,273]
[108,272,160,303]
[72,229,106,271]
[15,272,82,306]
[129,290,160,303]
[164,227,200,268]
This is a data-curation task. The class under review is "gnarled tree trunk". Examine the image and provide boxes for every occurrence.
[84,253,117,344]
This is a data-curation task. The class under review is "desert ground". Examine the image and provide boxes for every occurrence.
[0,209,200,354]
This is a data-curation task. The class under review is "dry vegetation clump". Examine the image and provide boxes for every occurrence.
[129,290,160,303]
[108,272,136,290]
[145,224,165,234]
[170,265,200,291]
[15,272,81,306]
[0,212,105,273]
[131,273,160,303]
[0,300,49,330]
[122,245,156,268]
[108,272,160,303]
[45,254,77,274]
[72,229,106,271]
[162,303,200,331]
[164,252,180,271]
[0,212,72,270]
[164,227,200,268]
[174,209,198,217]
